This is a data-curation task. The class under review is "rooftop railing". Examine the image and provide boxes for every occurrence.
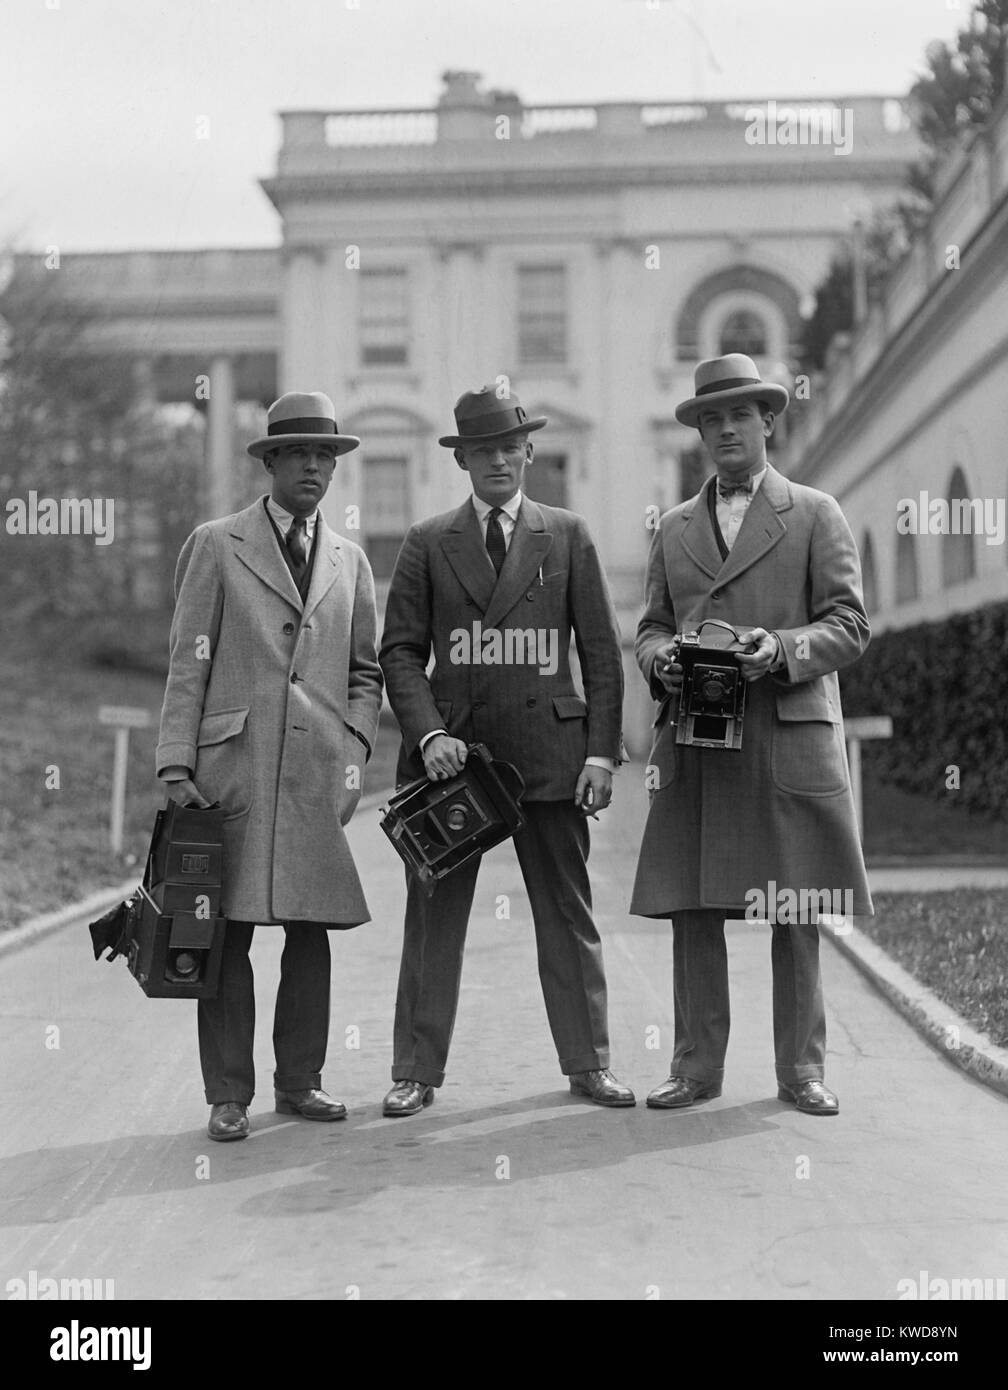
[280,96,911,150]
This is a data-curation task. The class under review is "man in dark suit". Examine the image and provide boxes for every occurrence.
[631,355,872,1116]
[378,385,634,1115]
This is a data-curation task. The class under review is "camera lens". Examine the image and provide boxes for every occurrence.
[702,677,727,701]
[445,804,469,832]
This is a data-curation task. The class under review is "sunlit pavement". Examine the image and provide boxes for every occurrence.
[2,774,1007,1301]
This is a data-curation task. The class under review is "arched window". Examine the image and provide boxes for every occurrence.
[861,531,879,614]
[895,528,919,603]
[941,465,976,588]
[719,309,768,357]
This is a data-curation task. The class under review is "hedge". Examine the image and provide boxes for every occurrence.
[838,600,1008,823]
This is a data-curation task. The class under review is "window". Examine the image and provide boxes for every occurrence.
[719,309,768,357]
[518,265,567,364]
[359,268,409,366]
[363,454,409,579]
[895,529,919,603]
[941,466,976,587]
[523,452,568,509]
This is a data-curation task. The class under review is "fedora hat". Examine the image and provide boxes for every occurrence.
[438,385,547,448]
[247,391,360,459]
[675,354,789,430]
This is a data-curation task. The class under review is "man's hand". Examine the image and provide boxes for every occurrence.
[422,734,468,781]
[654,644,684,693]
[574,765,612,818]
[159,773,211,808]
[735,627,780,682]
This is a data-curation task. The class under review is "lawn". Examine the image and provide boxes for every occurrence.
[0,632,401,931]
[861,761,1006,863]
[860,891,1008,1048]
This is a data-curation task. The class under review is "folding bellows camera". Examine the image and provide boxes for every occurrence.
[380,743,526,896]
[88,802,226,998]
[670,619,752,751]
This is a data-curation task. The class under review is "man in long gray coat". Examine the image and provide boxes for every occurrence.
[378,385,635,1116]
[156,392,383,1141]
[632,355,872,1116]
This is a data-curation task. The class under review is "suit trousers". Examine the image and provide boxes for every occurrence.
[392,800,611,1086]
[670,909,826,1087]
[197,919,332,1104]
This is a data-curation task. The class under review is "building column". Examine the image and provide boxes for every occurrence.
[207,354,235,519]
[280,245,327,392]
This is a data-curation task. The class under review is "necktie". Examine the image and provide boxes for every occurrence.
[485,507,506,575]
[286,517,308,583]
[717,478,753,500]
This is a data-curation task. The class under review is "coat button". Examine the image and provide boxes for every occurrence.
[290,672,299,684]
[526,697,536,707]
[282,622,295,634]
[711,590,722,601]
[526,592,535,601]
[472,700,485,711]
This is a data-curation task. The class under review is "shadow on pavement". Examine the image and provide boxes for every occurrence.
[0,1093,790,1227]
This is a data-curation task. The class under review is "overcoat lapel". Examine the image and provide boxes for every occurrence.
[483,498,553,630]
[230,500,303,612]
[680,479,724,580]
[711,464,790,588]
[440,500,496,614]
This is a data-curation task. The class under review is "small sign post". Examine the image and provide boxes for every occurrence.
[843,715,894,840]
[98,706,155,854]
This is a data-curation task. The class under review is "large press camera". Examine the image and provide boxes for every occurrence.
[667,619,754,751]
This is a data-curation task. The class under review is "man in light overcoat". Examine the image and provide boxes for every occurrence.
[156,392,383,1141]
[378,385,635,1115]
[632,355,872,1116]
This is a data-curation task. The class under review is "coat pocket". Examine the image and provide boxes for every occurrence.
[194,706,253,819]
[338,721,365,827]
[771,718,847,797]
[552,694,588,720]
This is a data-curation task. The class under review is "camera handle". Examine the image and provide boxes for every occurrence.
[692,619,750,647]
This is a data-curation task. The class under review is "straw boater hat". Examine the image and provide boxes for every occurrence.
[438,385,547,448]
[247,391,360,459]
[675,354,789,430]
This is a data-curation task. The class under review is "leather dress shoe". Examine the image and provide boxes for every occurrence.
[275,1088,347,1121]
[382,1080,434,1117]
[208,1102,250,1142]
[569,1068,636,1107]
[778,1079,839,1115]
[646,1074,721,1109]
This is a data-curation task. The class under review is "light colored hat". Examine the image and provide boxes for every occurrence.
[247,391,360,459]
[675,354,789,429]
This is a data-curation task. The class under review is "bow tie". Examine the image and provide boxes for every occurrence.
[717,478,754,499]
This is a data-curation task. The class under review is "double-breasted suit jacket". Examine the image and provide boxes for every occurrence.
[380,495,625,796]
[631,465,873,917]
[156,497,383,925]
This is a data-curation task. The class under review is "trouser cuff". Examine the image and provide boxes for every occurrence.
[776,1066,825,1085]
[559,1049,610,1077]
[392,1063,445,1088]
[273,1071,322,1092]
[205,1090,253,1106]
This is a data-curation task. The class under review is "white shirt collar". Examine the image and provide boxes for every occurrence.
[471,490,522,524]
[266,495,318,539]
